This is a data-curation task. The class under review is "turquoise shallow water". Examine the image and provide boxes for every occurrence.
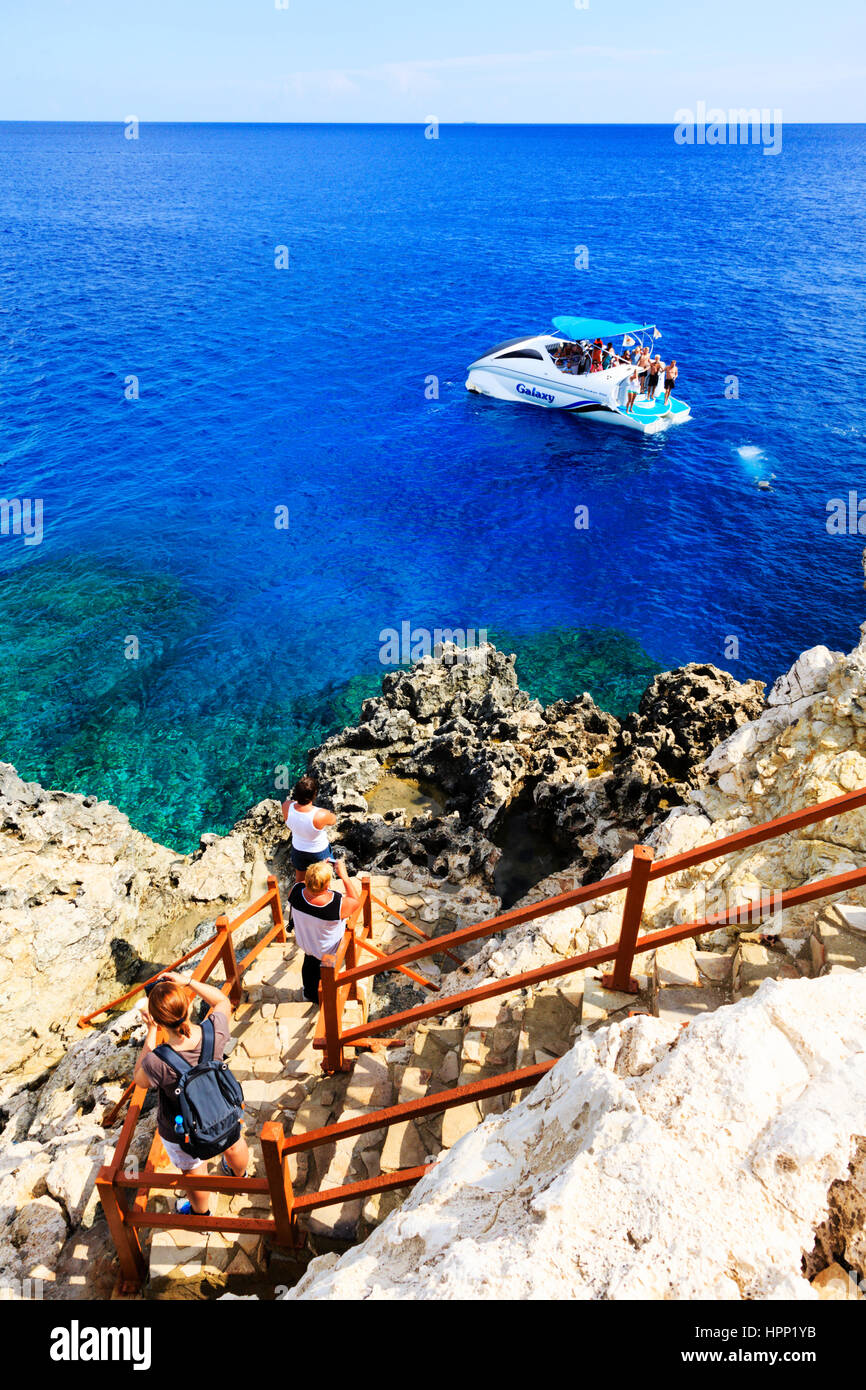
[1,123,865,850]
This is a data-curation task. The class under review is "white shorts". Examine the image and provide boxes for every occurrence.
[160,1136,207,1173]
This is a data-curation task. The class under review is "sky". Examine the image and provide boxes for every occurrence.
[2,0,865,123]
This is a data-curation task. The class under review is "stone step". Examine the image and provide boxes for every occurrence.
[149,872,852,1297]
[815,906,866,975]
[651,934,734,1020]
[143,880,399,1295]
[731,937,808,1001]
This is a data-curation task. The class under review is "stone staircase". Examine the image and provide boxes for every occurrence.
[140,876,866,1298]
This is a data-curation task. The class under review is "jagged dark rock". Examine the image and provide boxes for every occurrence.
[307,645,766,890]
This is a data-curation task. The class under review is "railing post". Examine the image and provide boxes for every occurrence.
[362,877,373,941]
[96,1167,147,1291]
[319,954,346,1071]
[216,914,242,1008]
[260,1121,302,1248]
[604,844,654,994]
[267,874,287,944]
[345,925,359,1004]
[352,878,373,1017]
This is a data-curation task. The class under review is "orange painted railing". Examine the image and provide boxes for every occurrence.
[96,876,292,1290]
[282,785,866,1231]
[98,786,866,1286]
[314,785,866,1072]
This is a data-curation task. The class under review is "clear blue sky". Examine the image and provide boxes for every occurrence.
[3,0,865,122]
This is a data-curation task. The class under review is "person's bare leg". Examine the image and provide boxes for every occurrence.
[223,1135,250,1177]
[183,1161,210,1214]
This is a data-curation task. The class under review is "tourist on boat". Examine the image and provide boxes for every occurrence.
[625,368,641,414]
[289,859,363,1004]
[646,355,662,401]
[601,342,614,369]
[282,774,336,884]
[590,339,603,372]
[664,359,679,405]
[134,973,249,1216]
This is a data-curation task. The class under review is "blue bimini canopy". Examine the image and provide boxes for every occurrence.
[552,315,654,341]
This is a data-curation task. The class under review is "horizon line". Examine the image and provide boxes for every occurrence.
[0,118,861,127]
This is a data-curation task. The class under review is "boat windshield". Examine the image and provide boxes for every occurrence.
[485,335,541,357]
[547,340,628,375]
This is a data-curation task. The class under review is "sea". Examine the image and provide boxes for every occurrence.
[1,121,864,850]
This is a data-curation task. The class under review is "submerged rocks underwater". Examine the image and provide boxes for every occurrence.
[0,556,671,855]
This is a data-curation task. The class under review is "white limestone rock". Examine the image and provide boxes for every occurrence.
[288,970,866,1301]
[767,646,841,708]
[702,646,839,779]
[0,763,266,1085]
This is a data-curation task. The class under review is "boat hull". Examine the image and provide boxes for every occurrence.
[465,364,690,436]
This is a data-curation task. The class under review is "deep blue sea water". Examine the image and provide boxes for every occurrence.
[1,122,865,849]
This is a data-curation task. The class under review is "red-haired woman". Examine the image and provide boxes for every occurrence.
[133,972,249,1216]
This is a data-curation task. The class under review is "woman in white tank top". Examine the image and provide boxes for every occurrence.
[281,774,337,883]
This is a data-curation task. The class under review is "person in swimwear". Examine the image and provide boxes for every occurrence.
[664,359,679,405]
[625,367,641,414]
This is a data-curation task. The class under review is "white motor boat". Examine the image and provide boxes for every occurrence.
[466,315,691,435]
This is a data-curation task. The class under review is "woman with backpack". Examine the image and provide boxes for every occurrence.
[134,973,249,1216]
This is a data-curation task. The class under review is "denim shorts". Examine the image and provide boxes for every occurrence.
[291,845,334,870]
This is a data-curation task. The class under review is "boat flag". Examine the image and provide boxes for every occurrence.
[622,333,635,346]
[653,327,662,339]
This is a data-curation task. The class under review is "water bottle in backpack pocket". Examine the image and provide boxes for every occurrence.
[154,1015,245,1160]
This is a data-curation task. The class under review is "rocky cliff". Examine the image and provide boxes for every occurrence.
[0,767,283,1089]
[2,629,865,1302]
[310,645,763,891]
[0,643,763,1096]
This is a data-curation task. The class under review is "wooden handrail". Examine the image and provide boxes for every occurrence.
[96,877,302,1289]
[353,932,439,991]
[282,1060,556,1154]
[337,871,633,989]
[126,1211,275,1236]
[646,785,866,879]
[335,853,866,1045]
[370,891,463,967]
[78,930,221,1028]
[98,784,866,1284]
[293,1166,433,1213]
[335,784,866,992]
[221,881,281,933]
[339,943,617,1043]
[79,878,283,1029]
[115,1171,269,1193]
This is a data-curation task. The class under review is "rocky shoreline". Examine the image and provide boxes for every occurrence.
[1,630,864,1301]
[310,644,764,900]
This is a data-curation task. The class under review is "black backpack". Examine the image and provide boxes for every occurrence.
[154,1016,245,1160]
